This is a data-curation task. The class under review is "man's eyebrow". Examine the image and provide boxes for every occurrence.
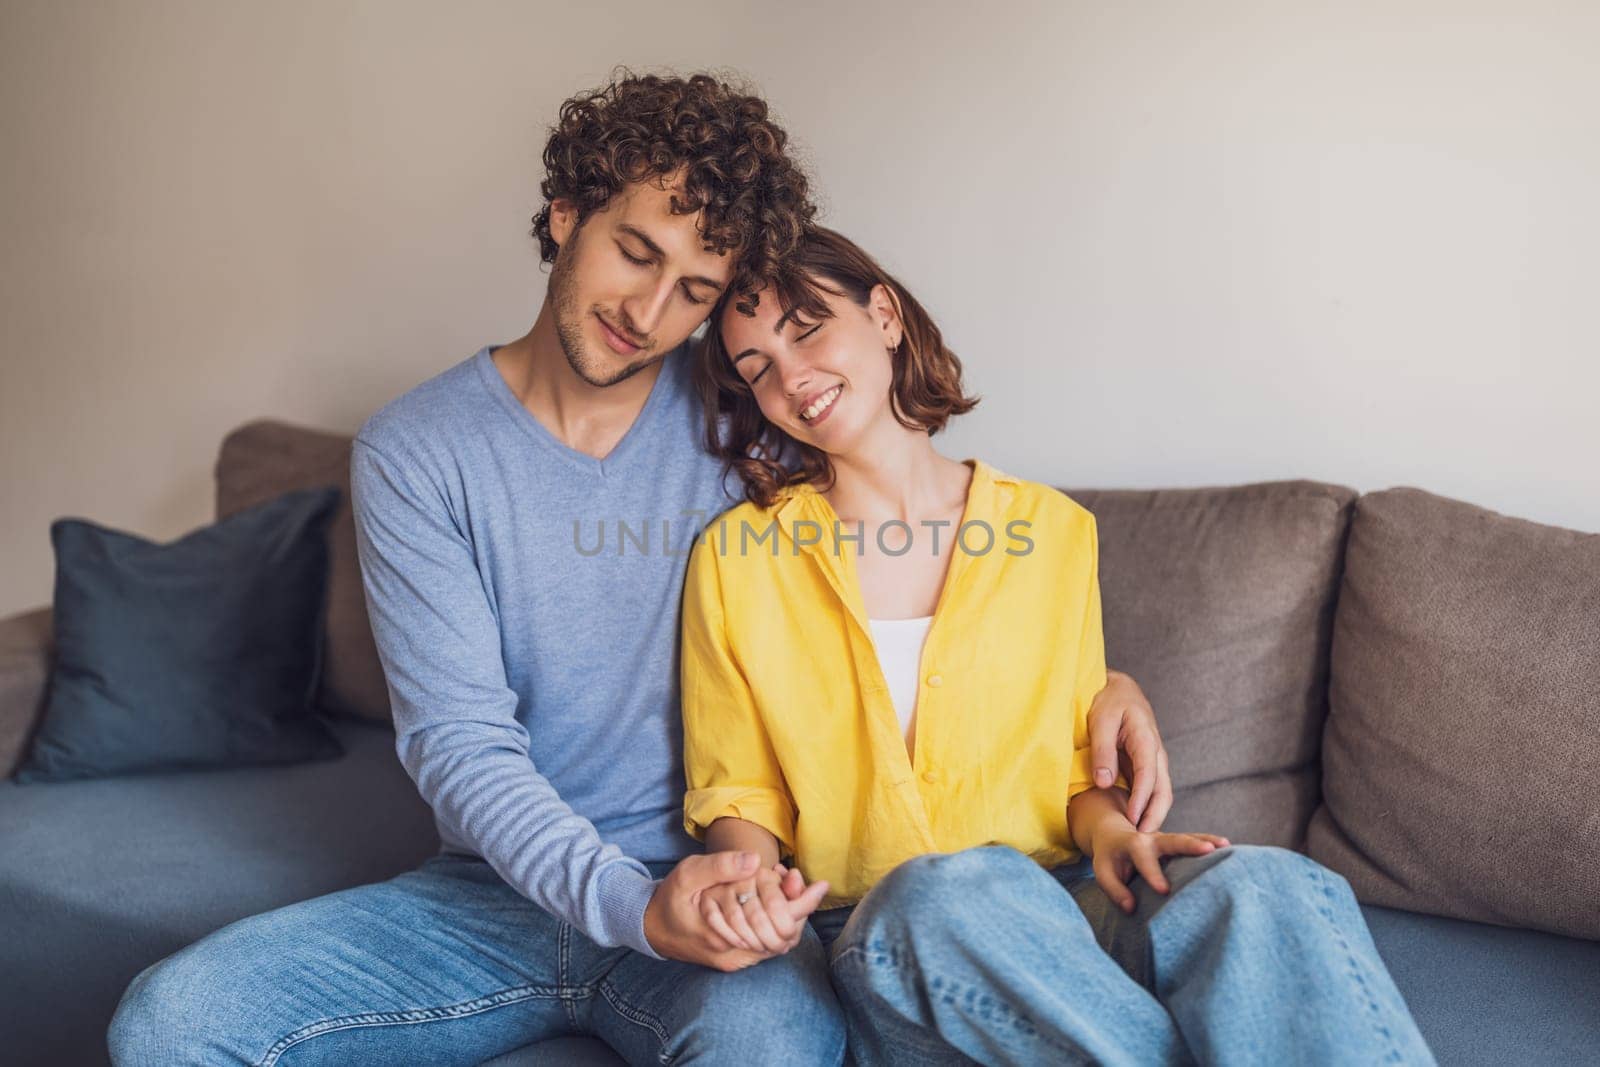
[617,224,726,292]
[616,224,665,259]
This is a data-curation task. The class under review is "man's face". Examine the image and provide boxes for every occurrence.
[546,179,733,387]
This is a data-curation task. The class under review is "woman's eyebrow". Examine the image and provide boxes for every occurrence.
[733,347,765,363]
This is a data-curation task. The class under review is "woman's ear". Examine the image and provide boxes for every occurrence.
[869,284,905,349]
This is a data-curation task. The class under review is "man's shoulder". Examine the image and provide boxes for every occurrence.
[355,346,492,461]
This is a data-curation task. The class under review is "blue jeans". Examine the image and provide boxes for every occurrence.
[808,844,1436,1067]
[107,853,845,1066]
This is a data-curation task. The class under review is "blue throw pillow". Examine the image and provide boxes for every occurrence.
[15,486,346,782]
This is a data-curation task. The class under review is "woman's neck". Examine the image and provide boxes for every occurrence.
[823,432,970,525]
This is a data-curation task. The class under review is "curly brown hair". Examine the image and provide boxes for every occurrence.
[529,70,814,307]
[696,226,981,508]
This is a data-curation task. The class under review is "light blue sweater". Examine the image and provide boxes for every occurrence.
[350,343,737,958]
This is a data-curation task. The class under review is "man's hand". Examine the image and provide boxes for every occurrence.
[1088,670,1173,832]
[642,851,829,972]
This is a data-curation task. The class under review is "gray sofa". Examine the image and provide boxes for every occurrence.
[2,419,1596,1066]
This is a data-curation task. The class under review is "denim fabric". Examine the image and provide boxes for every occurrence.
[107,854,845,1066]
[813,844,1436,1067]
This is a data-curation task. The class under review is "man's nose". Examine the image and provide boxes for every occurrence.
[621,276,675,340]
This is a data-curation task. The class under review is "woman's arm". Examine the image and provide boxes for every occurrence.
[706,816,782,869]
[1068,786,1230,913]
[681,537,799,855]
[1067,784,1135,856]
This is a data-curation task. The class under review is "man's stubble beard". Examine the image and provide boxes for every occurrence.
[549,229,667,389]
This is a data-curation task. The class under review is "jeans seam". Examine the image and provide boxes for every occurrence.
[559,922,582,1029]
[253,982,571,1066]
[834,938,1083,1063]
[1307,860,1404,1065]
[596,977,676,1064]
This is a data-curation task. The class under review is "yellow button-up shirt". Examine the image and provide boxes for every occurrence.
[681,459,1111,907]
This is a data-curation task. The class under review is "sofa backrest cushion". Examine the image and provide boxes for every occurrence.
[0,607,54,777]
[1306,488,1600,939]
[216,421,390,723]
[1062,480,1357,849]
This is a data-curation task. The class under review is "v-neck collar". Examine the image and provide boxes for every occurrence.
[474,344,679,479]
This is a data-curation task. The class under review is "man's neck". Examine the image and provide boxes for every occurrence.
[491,306,666,461]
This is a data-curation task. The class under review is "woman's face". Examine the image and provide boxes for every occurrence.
[718,279,902,457]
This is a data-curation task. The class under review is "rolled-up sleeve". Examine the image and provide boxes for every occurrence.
[679,535,798,856]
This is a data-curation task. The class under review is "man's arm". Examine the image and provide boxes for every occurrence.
[350,438,660,957]
[1087,669,1173,832]
[1067,511,1173,832]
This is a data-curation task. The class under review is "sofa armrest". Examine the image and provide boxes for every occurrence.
[0,606,53,777]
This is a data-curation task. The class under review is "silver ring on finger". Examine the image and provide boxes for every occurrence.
[736,892,752,905]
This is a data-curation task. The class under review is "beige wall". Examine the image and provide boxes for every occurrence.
[3,0,1596,615]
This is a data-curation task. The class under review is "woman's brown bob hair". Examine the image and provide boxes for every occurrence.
[695,226,979,508]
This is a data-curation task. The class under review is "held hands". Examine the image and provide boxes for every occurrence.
[643,851,829,972]
[701,862,815,957]
[1091,824,1231,914]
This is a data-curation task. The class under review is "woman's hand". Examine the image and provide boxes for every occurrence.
[1090,827,1231,914]
[701,864,825,956]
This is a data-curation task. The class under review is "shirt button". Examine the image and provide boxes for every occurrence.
[926,674,944,688]
[922,770,939,784]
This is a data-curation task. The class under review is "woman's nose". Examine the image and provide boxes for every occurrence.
[782,362,813,397]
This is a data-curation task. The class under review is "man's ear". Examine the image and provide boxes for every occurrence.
[549,198,579,250]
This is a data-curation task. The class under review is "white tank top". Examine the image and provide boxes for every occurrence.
[867,616,935,739]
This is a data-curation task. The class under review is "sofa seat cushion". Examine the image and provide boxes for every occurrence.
[0,718,438,1066]
[1363,904,1600,1063]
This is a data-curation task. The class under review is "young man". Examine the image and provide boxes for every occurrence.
[107,72,1173,1065]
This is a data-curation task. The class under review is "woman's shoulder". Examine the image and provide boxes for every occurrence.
[974,460,1098,534]
[690,496,791,567]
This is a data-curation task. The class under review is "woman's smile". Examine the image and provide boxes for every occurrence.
[799,384,844,425]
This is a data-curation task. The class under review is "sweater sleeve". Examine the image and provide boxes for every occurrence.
[1067,512,1128,801]
[349,437,663,958]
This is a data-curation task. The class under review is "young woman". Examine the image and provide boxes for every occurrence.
[679,227,1432,1066]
